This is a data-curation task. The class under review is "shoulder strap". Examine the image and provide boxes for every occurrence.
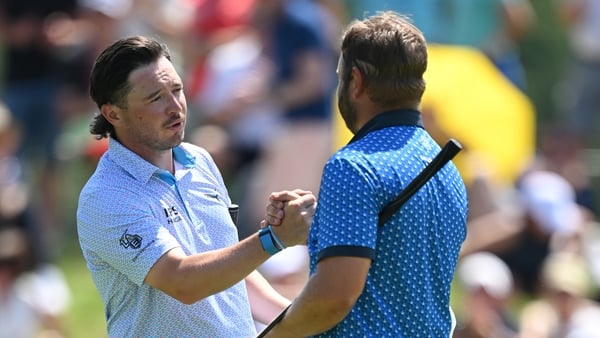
[377,139,462,227]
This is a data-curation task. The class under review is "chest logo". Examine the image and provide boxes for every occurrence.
[164,206,183,224]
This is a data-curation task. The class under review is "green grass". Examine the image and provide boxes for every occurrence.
[56,245,107,338]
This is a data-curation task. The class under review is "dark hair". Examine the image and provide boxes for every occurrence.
[340,11,427,108]
[89,36,172,139]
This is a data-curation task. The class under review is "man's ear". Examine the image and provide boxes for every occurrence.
[101,103,123,126]
[350,66,366,99]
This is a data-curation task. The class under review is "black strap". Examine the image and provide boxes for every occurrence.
[377,139,462,226]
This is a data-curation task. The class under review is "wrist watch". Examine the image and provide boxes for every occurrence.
[258,226,281,255]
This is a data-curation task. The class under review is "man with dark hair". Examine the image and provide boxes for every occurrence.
[263,12,468,337]
[77,35,316,337]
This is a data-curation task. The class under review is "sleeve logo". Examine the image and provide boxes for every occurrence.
[120,229,142,249]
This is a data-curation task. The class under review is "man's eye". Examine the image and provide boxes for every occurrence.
[151,95,161,102]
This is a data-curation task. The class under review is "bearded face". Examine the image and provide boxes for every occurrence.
[337,57,359,134]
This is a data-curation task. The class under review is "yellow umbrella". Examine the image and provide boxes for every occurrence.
[334,44,536,186]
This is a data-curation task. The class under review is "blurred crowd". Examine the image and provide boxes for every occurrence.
[0,0,599,337]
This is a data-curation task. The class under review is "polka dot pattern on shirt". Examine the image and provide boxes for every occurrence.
[309,127,468,337]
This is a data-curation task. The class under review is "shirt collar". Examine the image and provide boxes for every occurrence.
[173,145,196,168]
[108,138,197,183]
[348,109,423,144]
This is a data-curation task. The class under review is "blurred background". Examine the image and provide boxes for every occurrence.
[1,0,599,337]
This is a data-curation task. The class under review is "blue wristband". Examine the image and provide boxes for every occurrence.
[267,225,286,251]
[259,227,281,255]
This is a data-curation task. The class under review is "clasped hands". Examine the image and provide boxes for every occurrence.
[261,189,316,248]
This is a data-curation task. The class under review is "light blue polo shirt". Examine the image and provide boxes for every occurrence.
[77,138,256,337]
[308,110,468,337]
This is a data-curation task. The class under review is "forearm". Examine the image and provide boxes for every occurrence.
[263,257,369,337]
[460,210,523,256]
[147,192,315,304]
[246,270,291,325]
[148,232,272,304]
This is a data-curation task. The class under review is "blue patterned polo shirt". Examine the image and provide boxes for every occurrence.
[308,110,468,337]
[77,138,256,337]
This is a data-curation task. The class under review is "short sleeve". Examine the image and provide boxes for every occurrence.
[77,188,180,286]
[311,156,380,253]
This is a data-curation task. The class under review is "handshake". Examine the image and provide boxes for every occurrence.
[259,189,316,250]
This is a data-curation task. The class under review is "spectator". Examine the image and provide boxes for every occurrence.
[0,0,79,256]
[0,225,71,338]
[453,252,519,338]
[0,104,71,338]
[242,0,338,299]
[519,251,600,337]
[555,0,600,147]
[529,123,596,214]
[496,170,591,295]
[186,0,279,190]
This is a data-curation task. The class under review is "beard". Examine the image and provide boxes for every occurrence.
[126,116,186,151]
[337,82,358,134]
